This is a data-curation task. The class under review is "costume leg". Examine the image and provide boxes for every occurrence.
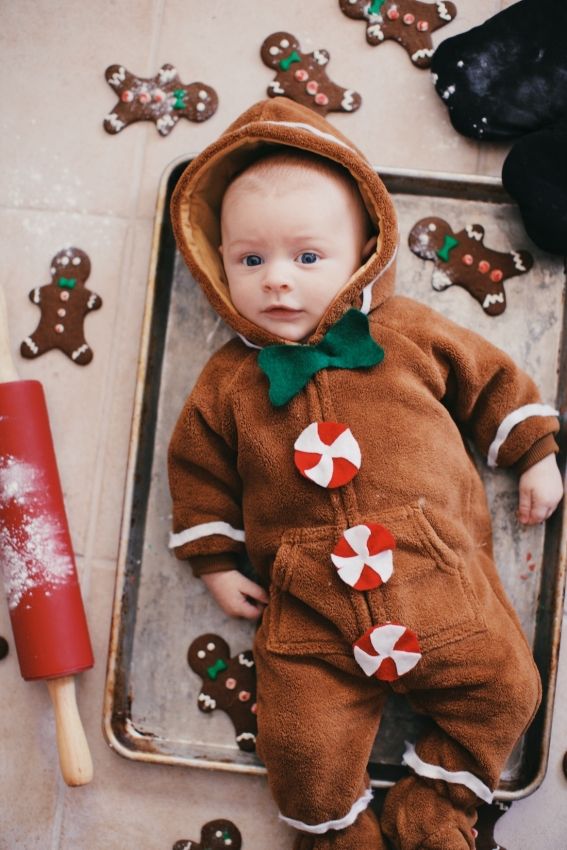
[254,628,388,850]
[381,619,541,850]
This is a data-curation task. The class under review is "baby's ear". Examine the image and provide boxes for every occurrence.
[362,235,377,260]
[218,244,223,256]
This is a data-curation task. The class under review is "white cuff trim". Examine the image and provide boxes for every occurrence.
[279,787,373,834]
[403,742,493,804]
[169,521,245,549]
[487,403,558,468]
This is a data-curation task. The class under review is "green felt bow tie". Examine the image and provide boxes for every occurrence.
[258,309,384,407]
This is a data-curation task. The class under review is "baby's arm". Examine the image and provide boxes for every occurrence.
[202,570,269,620]
[518,453,564,525]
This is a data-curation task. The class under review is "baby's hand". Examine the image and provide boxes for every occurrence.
[201,569,269,620]
[518,454,564,525]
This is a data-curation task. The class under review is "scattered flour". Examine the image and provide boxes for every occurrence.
[0,456,74,610]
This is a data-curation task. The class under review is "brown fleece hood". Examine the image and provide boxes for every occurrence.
[170,97,399,348]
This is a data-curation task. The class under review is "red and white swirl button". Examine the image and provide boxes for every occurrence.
[294,421,361,488]
[353,623,422,682]
[331,523,395,590]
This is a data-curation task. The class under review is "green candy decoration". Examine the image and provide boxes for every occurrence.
[172,88,187,110]
[279,50,301,72]
[436,234,459,262]
[206,658,228,681]
[57,277,77,289]
[369,0,386,14]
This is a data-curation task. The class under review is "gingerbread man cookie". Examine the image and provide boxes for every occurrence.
[172,819,242,850]
[104,64,218,136]
[21,248,102,364]
[408,217,534,316]
[187,634,257,752]
[261,32,362,115]
[339,0,457,68]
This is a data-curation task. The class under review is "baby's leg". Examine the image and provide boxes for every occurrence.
[254,628,388,850]
[381,621,541,850]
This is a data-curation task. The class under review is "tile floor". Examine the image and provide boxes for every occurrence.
[1,1,565,848]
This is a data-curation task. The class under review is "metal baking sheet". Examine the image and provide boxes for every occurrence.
[104,156,567,799]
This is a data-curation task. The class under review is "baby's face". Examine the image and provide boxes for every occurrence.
[220,169,370,342]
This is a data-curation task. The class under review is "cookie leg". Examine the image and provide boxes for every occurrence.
[68,341,93,365]
[254,628,388,850]
[20,334,46,360]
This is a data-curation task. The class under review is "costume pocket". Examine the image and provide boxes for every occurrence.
[264,525,360,657]
[367,503,486,653]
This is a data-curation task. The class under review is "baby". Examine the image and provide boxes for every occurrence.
[168,99,563,850]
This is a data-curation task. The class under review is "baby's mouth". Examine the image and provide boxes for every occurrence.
[263,305,303,318]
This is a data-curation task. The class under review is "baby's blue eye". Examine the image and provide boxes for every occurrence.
[243,255,263,267]
[298,252,318,264]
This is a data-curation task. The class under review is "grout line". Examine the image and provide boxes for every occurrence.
[48,772,67,850]
[0,203,153,222]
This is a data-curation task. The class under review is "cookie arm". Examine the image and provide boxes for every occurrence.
[197,688,217,713]
[84,291,102,312]
[168,358,245,577]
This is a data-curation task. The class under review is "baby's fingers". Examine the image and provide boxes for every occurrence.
[518,488,558,525]
[517,486,534,525]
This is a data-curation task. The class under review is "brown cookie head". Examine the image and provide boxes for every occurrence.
[408,217,453,259]
[201,819,242,850]
[173,819,242,850]
[49,248,91,287]
[261,32,301,70]
[188,634,231,680]
[338,0,368,21]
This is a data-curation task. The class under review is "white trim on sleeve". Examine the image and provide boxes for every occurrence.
[486,403,558,468]
[169,521,245,549]
[278,787,373,834]
[403,743,493,804]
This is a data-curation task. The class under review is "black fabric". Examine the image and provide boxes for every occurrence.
[430,0,567,141]
[502,119,567,255]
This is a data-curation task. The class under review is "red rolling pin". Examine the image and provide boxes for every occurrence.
[0,287,93,785]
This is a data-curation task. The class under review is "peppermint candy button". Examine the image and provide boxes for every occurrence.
[294,421,361,488]
[353,623,422,682]
[331,524,395,590]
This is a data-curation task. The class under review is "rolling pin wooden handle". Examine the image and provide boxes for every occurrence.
[0,283,19,382]
[47,676,94,786]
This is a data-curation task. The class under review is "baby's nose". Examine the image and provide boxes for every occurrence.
[263,263,293,291]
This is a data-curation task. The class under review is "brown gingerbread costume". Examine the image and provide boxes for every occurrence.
[168,99,558,850]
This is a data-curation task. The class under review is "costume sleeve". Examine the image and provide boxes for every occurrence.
[168,356,246,577]
[414,306,560,470]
